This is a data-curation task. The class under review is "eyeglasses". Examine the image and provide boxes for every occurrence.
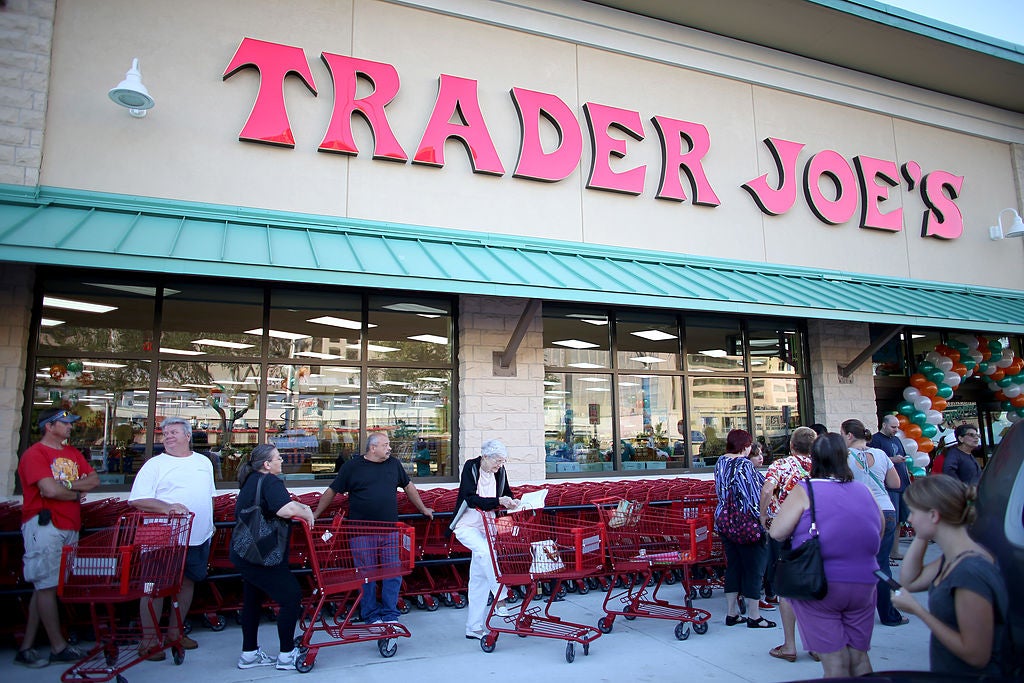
[963,433,980,438]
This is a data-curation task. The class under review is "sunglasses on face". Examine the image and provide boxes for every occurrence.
[41,410,74,426]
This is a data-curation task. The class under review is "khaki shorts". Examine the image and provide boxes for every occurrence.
[22,516,78,590]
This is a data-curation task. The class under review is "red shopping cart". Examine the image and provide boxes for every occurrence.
[293,517,416,672]
[593,498,712,641]
[480,509,605,663]
[56,512,194,683]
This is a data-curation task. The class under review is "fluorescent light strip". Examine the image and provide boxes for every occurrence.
[40,318,65,327]
[191,338,254,349]
[160,347,206,356]
[379,381,410,386]
[419,377,448,383]
[567,362,604,369]
[293,351,341,360]
[82,361,127,368]
[631,356,666,364]
[323,367,360,374]
[382,303,447,315]
[631,329,677,341]
[42,296,117,313]
[307,315,375,330]
[407,334,448,345]
[244,328,310,341]
[552,339,599,349]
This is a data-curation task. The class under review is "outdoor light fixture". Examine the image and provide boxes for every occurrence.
[988,208,1024,240]
[108,58,155,118]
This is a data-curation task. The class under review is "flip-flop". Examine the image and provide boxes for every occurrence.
[808,651,821,662]
[769,645,797,662]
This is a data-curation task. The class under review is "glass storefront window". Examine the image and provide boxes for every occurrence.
[367,296,453,364]
[871,324,907,377]
[366,368,453,478]
[617,374,686,469]
[615,312,680,371]
[31,356,150,484]
[751,377,802,461]
[543,307,611,369]
[685,317,745,372]
[687,376,749,468]
[543,372,614,474]
[37,276,155,354]
[162,282,264,358]
[909,330,943,371]
[748,320,803,374]
[270,289,363,361]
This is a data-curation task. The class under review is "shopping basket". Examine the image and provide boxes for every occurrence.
[593,498,712,640]
[57,512,194,683]
[480,509,604,663]
[293,517,415,672]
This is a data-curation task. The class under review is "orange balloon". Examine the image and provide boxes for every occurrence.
[1011,396,1024,408]
[982,350,992,361]
[945,349,960,363]
[994,391,1008,402]
[953,363,968,377]
[921,382,939,398]
[990,370,1005,382]
[1010,358,1024,375]
[930,397,947,411]
[904,424,923,439]
[916,439,935,453]
[909,373,929,389]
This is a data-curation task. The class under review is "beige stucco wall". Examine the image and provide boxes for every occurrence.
[37,0,1024,290]
[806,319,878,433]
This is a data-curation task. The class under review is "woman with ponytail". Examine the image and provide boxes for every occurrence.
[231,444,314,671]
[891,475,1009,676]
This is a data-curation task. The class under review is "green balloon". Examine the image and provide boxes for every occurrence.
[918,361,935,374]
[928,368,946,384]
[921,423,938,438]
[911,411,928,426]
[962,358,977,370]
[998,376,1014,388]
[988,340,1002,353]
[977,361,990,375]
[897,401,915,416]
[936,384,953,399]
[1002,400,1014,412]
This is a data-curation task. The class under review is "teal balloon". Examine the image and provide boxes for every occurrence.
[918,361,935,374]
[988,340,1002,353]
[928,368,946,384]
[920,423,938,438]
[908,465,926,477]
[911,411,928,426]
[936,384,953,399]
[997,376,1014,388]
[962,358,976,370]
[1002,400,1014,412]
[977,361,990,375]
[949,340,967,352]
[1017,407,1024,418]
[897,401,915,416]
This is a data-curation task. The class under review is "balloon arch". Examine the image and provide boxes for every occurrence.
[894,335,1024,476]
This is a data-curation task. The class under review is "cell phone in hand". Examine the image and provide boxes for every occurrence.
[873,569,901,591]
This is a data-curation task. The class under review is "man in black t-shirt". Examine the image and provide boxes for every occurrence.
[313,432,433,623]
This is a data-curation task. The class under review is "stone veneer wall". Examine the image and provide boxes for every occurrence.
[458,296,545,482]
[806,319,879,433]
[0,263,33,496]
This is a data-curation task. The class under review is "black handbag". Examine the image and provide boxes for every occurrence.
[231,474,289,566]
[774,479,828,600]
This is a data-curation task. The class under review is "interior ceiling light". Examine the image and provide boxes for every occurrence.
[631,355,665,364]
[43,296,117,314]
[382,303,448,315]
[82,361,127,368]
[40,318,65,327]
[699,349,728,357]
[244,328,310,341]
[307,315,374,329]
[586,387,611,392]
[407,334,448,344]
[567,362,604,369]
[323,367,360,373]
[160,347,205,356]
[631,329,677,341]
[579,377,608,382]
[192,338,254,349]
[293,351,341,360]
[379,380,410,386]
[419,376,448,383]
[352,343,400,353]
[108,58,155,117]
[552,339,599,349]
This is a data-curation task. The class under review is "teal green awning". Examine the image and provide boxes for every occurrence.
[2,185,1023,333]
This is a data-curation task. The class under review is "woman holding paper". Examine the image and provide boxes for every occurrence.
[448,439,520,640]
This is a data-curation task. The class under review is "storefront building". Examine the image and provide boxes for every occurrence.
[1,0,1023,495]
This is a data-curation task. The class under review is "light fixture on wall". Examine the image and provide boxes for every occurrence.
[108,58,154,118]
[988,208,1024,240]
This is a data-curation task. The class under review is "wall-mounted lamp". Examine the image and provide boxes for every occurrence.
[108,58,154,118]
[989,208,1024,240]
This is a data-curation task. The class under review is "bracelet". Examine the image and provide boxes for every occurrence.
[61,479,72,490]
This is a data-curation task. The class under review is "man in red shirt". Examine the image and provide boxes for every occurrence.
[15,408,99,668]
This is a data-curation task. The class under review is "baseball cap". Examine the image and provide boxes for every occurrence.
[38,408,81,429]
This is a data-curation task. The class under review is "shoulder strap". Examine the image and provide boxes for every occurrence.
[850,448,885,491]
[806,479,819,538]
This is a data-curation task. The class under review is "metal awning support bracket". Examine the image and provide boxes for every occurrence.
[839,325,903,378]
[494,299,542,376]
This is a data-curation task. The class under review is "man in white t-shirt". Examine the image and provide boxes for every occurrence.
[129,417,215,660]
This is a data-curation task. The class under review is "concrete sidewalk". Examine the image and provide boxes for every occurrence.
[4,539,934,683]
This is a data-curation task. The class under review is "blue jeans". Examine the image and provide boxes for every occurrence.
[875,510,903,624]
[351,532,402,622]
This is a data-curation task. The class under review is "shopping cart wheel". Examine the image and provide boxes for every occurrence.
[378,638,398,658]
[480,634,497,653]
[577,580,590,595]
[597,616,613,634]
[452,593,467,609]
[583,642,590,656]
[664,570,678,585]
[675,623,691,641]
[440,593,454,607]
[172,645,185,665]
[398,599,411,614]
[693,621,709,635]
[426,596,439,612]
[295,648,314,673]
[565,642,575,663]
[688,587,698,601]
[623,606,637,621]
[205,614,227,632]
[699,586,713,599]
[104,644,119,666]
[116,675,127,683]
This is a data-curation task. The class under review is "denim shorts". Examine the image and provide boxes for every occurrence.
[183,539,211,582]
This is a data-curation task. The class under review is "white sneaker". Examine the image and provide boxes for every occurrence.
[276,648,299,671]
[237,648,275,669]
[492,602,514,617]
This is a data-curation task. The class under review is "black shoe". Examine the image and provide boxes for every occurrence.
[725,615,747,626]
[746,616,777,628]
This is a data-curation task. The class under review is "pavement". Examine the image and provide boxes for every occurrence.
[3,537,934,683]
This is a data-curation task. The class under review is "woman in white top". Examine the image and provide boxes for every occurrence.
[842,418,906,626]
[449,439,520,640]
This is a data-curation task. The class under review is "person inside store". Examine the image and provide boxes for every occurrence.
[770,432,883,678]
[759,426,815,663]
[128,417,216,660]
[414,438,432,477]
[869,414,911,562]
[892,475,1008,676]
[313,431,434,626]
[940,424,983,485]
[619,438,636,461]
[231,444,314,671]
[714,429,774,629]
[14,408,98,668]
[843,418,907,627]
[448,438,520,640]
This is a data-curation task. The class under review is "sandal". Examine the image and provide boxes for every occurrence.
[808,651,821,662]
[889,557,900,566]
[747,616,777,628]
[769,645,797,662]
[725,615,747,626]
